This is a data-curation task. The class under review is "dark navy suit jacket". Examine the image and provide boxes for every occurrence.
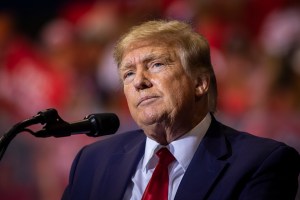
[62,116,300,200]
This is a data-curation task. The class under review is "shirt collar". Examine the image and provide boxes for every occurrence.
[142,113,212,172]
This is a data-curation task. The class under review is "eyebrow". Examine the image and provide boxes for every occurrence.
[119,62,134,72]
[120,52,174,71]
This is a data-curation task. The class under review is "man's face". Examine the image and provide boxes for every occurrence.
[119,42,197,132]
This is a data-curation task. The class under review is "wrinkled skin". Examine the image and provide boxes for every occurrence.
[119,42,209,144]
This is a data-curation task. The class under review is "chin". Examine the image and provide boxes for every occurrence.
[138,118,158,127]
[136,113,163,127]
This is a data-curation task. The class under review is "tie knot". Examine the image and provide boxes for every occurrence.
[156,148,175,166]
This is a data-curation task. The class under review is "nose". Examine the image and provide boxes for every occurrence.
[133,69,152,90]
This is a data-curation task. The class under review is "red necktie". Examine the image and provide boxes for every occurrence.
[142,147,175,200]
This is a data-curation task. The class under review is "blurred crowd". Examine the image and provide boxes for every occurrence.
[0,0,299,199]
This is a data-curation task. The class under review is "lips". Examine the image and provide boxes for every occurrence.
[137,95,159,107]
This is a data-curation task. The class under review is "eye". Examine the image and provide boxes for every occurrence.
[149,61,165,73]
[124,71,134,79]
[123,71,135,83]
[153,62,164,68]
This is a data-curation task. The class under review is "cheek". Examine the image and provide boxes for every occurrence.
[168,90,187,109]
[168,79,194,107]
[123,87,135,108]
[123,87,146,122]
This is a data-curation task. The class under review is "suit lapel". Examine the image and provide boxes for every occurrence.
[92,131,146,200]
[175,116,230,200]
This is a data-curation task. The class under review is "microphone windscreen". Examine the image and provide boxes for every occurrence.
[87,113,120,137]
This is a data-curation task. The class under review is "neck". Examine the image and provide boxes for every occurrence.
[143,111,208,145]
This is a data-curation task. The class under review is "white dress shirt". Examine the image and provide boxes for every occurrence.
[123,113,211,200]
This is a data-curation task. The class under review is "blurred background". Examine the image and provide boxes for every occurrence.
[0,0,299,199]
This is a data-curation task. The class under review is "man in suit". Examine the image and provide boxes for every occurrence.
[62,20,300,200]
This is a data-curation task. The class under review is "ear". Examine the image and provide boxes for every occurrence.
[194,73,210,97]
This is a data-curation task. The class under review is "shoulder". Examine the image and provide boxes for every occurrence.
[210,116,292,151]
[211,117,300,168]
[68,129,146,172]
[83,129,146,154]
[225,123,296,157]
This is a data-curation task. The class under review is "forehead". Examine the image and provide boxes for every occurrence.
[120,42,178,68]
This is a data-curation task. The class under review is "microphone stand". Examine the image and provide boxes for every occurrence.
[0,108,119,162]
[0,109,62,161]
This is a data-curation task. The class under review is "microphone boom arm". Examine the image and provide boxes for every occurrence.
[0,110,47,161]
[0,108,119,161]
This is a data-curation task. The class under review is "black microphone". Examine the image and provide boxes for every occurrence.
[33,110,120,138]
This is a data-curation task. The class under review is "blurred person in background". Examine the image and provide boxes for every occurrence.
[1,0,300,200]
[62,20,300,200]
[0,11,78,200]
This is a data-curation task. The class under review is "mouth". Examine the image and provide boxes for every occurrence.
[137,96,159,107]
